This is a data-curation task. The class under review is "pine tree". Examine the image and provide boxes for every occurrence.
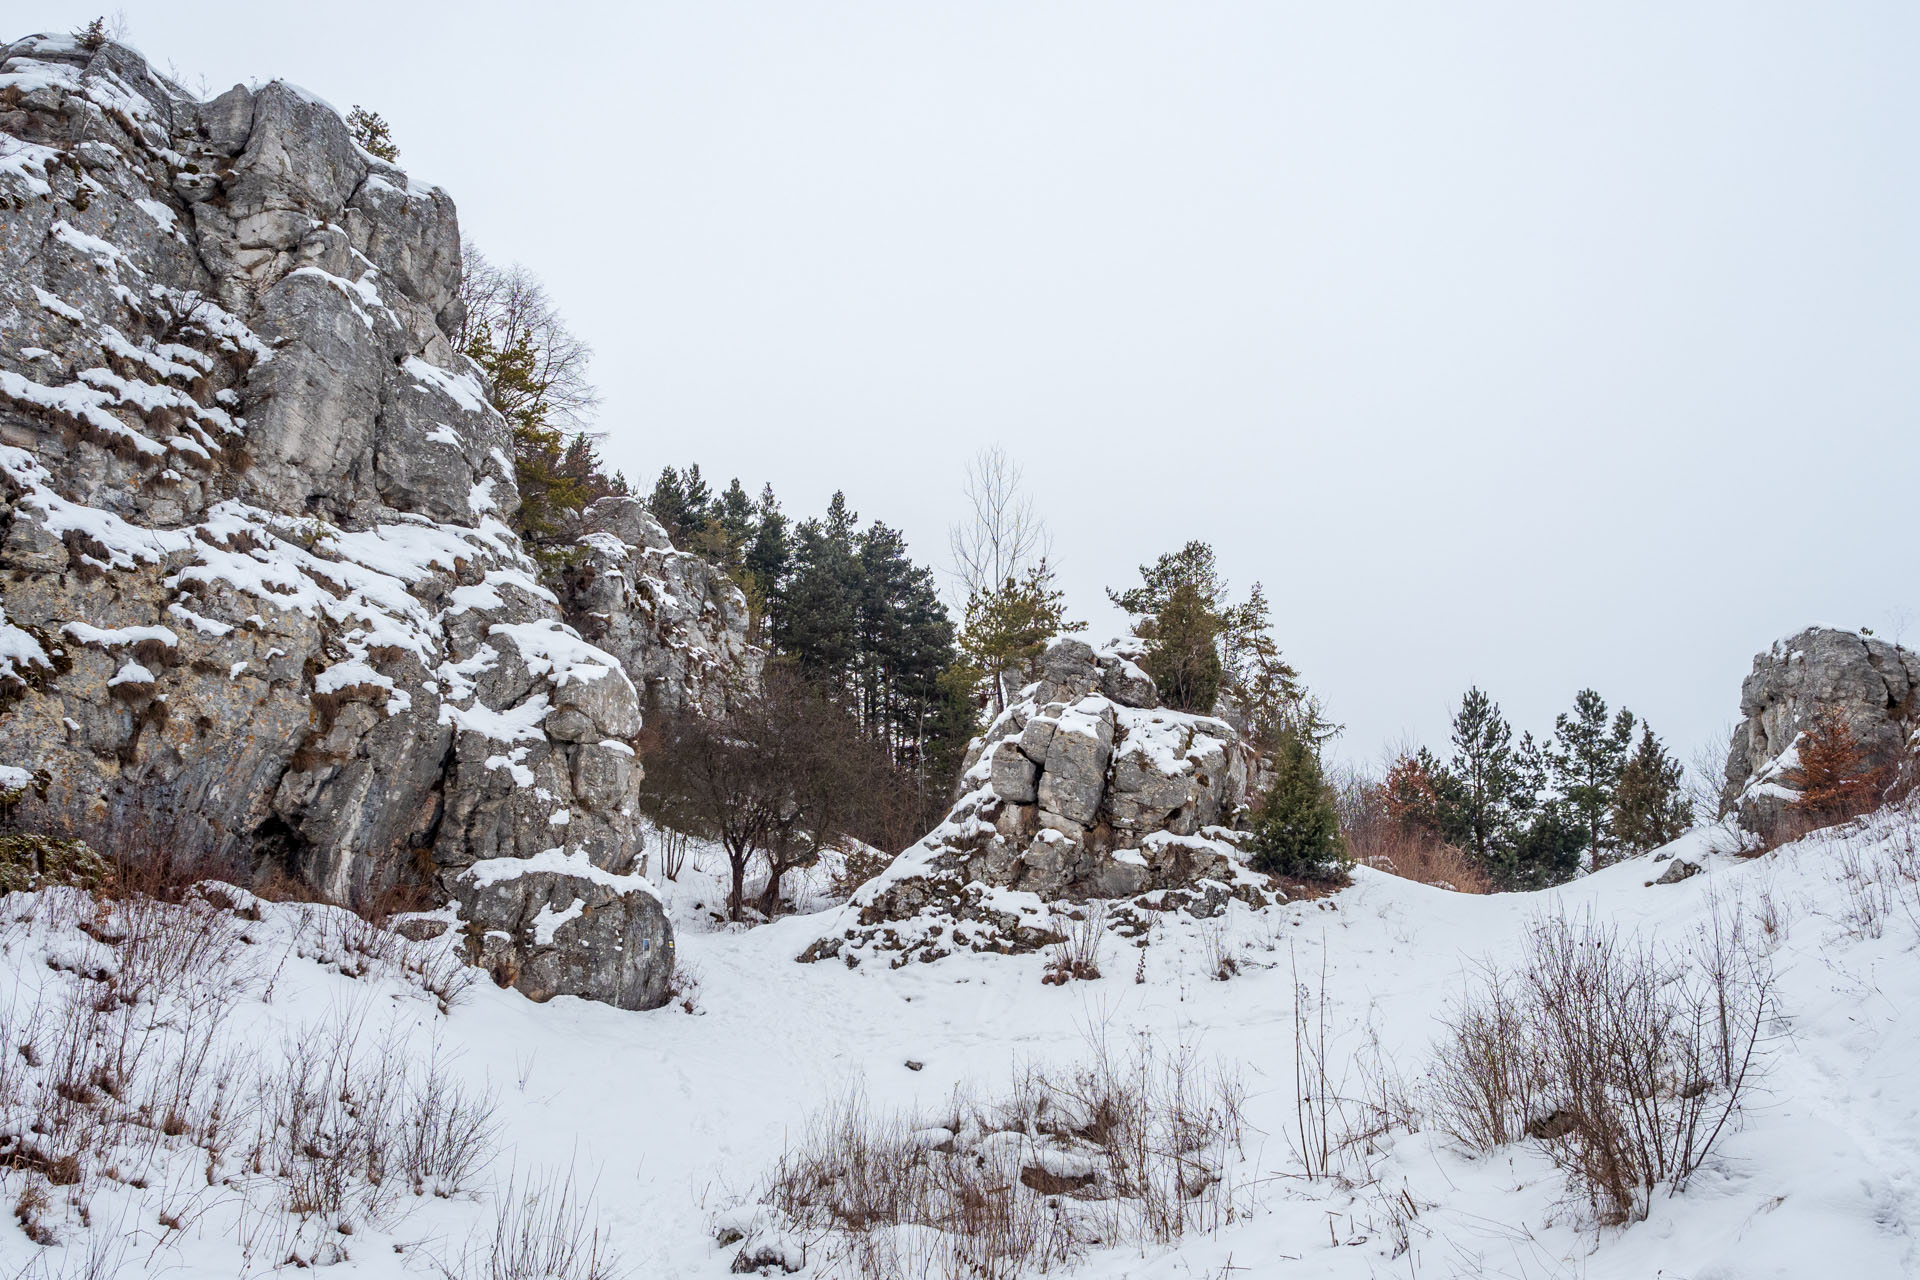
[959,560,1084,715]
[646,465,714,546]
[741,484,790,641]
[1108,542,1236,714]
[1449,687,1523,867]
[347,106,399,162]
[1548,689,1636,868]
[775,494,862,684]
[1246,731,1348,881]
[1611,724,1695,853]
[1493,802,1586,891]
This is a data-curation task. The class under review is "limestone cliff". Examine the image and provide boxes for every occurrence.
[0,33,748,1009]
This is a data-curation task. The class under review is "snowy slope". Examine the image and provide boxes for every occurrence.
[5,810,1918,1278]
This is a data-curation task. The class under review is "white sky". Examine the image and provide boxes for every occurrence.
[31,2,1920,776]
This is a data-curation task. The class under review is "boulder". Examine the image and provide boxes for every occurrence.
[1721,627,1920,835]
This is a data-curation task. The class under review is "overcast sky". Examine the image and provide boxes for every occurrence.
[32,2,1920,776]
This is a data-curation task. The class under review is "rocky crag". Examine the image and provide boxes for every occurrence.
[803,638,1278,967]
[0,33,751,1009]
[1720,626,1919,836]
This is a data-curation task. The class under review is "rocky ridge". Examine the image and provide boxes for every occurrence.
[0,34,749,1009]
[802,638,1277,967]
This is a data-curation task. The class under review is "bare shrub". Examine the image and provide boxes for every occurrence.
[1042,903,1106,985]
[756,1032,1246,1278]
[438,1167,621,1280]
[1199,918,1239,981]
[653,825,691,881]
[1428,908,1773,1224]
[251,1012,497,1225]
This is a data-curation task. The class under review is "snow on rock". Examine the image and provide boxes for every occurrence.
[0,30,741,1011]
[1721,626,1920,838]
[803,638,1273,967]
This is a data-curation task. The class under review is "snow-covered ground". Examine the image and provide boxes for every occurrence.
[5,811,1917,1278]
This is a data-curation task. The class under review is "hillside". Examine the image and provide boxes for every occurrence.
[0,804,1914,1277]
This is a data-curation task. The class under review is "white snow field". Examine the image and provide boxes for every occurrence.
[2,810,1916,1279]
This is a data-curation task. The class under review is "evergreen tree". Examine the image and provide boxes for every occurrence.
[1232,582,1339,748]
[347,105,399,161]
[959,560,1084,715]
[714,479,756,560]
[775,494,862,683]
[455,249,614,550]
[1108,542,1238,714]
[1548,689,1637,868]
[741,484,791,641]
[1787,709,1886,825]
[1493,802,1587,890]
[1611,724,1695,853]
[1449,687,1523,867]
[1246,730,1348,880]
[646,465,714,546]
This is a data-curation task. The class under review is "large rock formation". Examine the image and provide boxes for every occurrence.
[0,33,743,1010]
[1721,626,1920,835]
[556,497,760,717]
[802,638,1276,967]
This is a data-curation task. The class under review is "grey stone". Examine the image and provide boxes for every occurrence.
[1036,700,1115,828]
[1721,627,1920,835]
[1651,859,1700,885]
[990,739,1039,804]
[0,35,769,1011]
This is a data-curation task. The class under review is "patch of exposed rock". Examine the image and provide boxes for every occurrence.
[555,497,760,717]
[802,639,1276,967]
[0,33,728,1010]
[1721,626,1920,836]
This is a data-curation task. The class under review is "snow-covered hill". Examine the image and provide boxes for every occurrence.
[5,806,1915,1278]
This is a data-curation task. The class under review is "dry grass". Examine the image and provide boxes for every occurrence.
[0,883,500,1269]
[750,1030,1247,1278]
[436,1167,621,1280]
[1354,829,1491,895]
[1042,903,1107,985]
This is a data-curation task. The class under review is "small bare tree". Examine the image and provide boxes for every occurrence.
[948,446,1048,604]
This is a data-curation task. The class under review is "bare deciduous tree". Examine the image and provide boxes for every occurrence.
[455,247,599,435]
[947,446,1048,603]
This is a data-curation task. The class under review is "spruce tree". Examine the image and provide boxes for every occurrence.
[1611,724,1695,853]
[1246,731,1348,880]
[1548,689,1636,869]
[646,465,713,545]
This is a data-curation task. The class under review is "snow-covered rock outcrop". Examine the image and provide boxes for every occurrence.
[1721,626,1920,836]
[803,638,1275,966]
[555,496,759,717]
[0,33,702,1009]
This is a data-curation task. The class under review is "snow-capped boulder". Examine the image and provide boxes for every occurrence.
[802,637,1272,966]
[0,32,725,1010]
[1721,626,1920,835]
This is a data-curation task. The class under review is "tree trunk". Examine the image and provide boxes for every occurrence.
[759,864,785,920]
[727,849,749,921]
